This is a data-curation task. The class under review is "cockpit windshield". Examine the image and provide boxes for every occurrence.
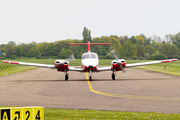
[82,53,97,59]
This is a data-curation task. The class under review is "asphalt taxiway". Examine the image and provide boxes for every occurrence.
[0,67,180,113]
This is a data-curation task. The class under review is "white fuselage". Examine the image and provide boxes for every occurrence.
[81,52,99,68]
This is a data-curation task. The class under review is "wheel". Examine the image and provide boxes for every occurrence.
[112,73,115,80]
[65,74,69,81]
[89,76,92,81]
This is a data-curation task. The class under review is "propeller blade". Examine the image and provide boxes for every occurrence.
[118,63,127,75]
[110,49,118,61]
[110,49,127,75]
[66,55,76,62]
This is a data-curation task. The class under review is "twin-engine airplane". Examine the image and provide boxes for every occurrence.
[3,41,177,81]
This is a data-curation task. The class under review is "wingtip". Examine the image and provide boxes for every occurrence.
[3,60,8,63]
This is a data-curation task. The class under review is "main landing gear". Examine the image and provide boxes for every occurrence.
[65,71,69,81]
[112,70,115,80]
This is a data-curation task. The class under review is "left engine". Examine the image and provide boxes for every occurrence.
[55,60,69,72]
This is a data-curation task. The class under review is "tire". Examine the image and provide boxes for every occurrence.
[112,73,115,80]
[89,76,92,81]
[65,74,68,81]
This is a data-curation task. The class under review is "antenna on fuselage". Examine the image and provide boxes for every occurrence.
[68,41,109,52]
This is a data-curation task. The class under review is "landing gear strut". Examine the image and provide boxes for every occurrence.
[89,70,92,81]
[65,71,69,81]
[112,70,115,80]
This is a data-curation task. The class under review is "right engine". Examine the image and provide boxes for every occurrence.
[111,59,126,71]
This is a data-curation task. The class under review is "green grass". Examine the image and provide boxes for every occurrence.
[0,106,180,120]
[44,109,180,120]
[0,60,37,76]
[136,60,180,76]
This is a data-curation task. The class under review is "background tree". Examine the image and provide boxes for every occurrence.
[20,43,34,57]
[144,45,155,56]
[108,36,122,58]
[11,54,16,59]
[8,41,16,46]
[136,35,144,45]
[122,41,137,58]
[136,43,144,57]
[82,27,92,49]
[152,35,161,43]
[160,43,179,58]
[28,47,41,59]
[15,46,23,57]
[124,35,130,41]
[173,32,180,51]
[3,44,16,58]
[119,36,125,45]
[59,48,74,59]
[130,36,137,44]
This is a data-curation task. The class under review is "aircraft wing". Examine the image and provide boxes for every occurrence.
[68,67,82,72]
[97,59,177,72]
[98,66,111,71]
[3,60,55,68]
[126,59,177,68]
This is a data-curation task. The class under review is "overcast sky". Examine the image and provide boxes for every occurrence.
[0,0,180,45]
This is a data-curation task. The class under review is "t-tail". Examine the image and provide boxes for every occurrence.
[68,41,109,52]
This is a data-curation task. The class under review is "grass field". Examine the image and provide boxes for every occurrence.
[44,108,180,120]
[0,106,180,120]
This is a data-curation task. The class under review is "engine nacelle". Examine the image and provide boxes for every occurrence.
[111,59,126,71]
[55,60,69,72]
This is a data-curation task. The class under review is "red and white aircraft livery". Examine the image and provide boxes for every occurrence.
[3,41,177,81]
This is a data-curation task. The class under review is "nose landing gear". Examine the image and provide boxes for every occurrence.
[89,70,92,81]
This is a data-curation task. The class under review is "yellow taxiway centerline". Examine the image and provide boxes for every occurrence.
[86,73,180,101]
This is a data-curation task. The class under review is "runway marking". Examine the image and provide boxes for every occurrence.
[86,73,180,101]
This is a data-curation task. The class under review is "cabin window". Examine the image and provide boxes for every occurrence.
[82,54,89,59]
[82,53,97,59]
[91,53,97,59]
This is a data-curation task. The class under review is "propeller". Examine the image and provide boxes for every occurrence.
[110,49,127,75]
[65,55,76,62]
[55,55,76,67]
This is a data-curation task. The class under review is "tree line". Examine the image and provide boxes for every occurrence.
[0,27,180,60]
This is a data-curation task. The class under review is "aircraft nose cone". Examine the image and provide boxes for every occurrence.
[89,65,93,68]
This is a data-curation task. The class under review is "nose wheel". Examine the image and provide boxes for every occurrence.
[89,70,92,81]
[89,76,92,81]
